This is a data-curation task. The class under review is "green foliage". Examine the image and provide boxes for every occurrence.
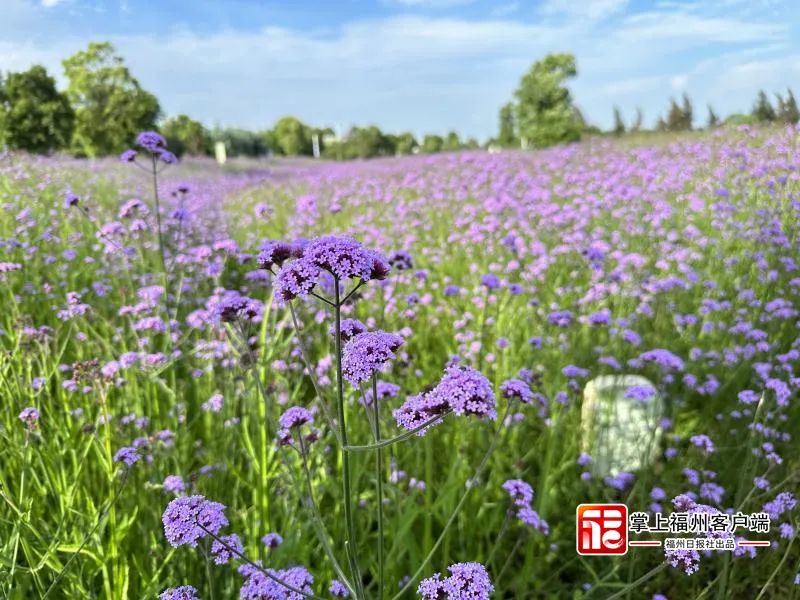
[513,52,581,148]
[665,94,693,132]
[212,127,268,157]
[394,132,418,155]
[421,134,444,153]
[161,114,208,157]
[497,102,518,148]
[630,108,644,133]
[751,90,776,123]
[0,65,74,153]
[612,106,625,136]
[707,105,720,129]
[775,89,800,124]
[63,42,160,157]
[272,116,312,156]
[725,113,758,126]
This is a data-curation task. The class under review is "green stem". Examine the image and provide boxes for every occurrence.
[334,280,364,599]
[344,412,450,452]
[296,438,355,596]
[372,376,385,600]
[391,403,512,600]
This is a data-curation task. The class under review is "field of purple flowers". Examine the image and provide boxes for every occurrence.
[2,126,799,599]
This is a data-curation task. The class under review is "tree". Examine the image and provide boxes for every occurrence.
[394,132,417,155]
[213,127,267,157]
[0,65,74,153]
[681,93,693,130]
[443,130,462,152]
[706,105,719,129]
[272,116,311,156]
[751,90,776,123]
[630,108,643,133]
[345,125,394,159]
[612,106,625,136]
[665,94,692,132]
[63,42,160,156]
[421,134,444,154]
[776,88,800,124]
[513,53,581,148]
[161,115,208,156]
[497,102,517,147]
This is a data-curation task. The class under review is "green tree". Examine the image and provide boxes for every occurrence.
[394,132,417,155]
[776,88,800,124]
[612,106,625,136]
[443,130,462,152]
[272,116,311,156]
[63,42,160,156]
[630,108,643,133]
[497,102,517,147]
[0,65,74,153]
[707,105,719,129]
[751,90,776,123]
[161,114,208,157]
[421,134,444,154]
[343,125,394,159]
[665,94,692,132]
[514,53,581,148]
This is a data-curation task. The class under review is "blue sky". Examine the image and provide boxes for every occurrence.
[2,0,799,139]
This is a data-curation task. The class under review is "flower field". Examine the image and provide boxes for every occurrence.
[1,126,799,599]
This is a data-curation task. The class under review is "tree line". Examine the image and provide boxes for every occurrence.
[0,41,480,159]
[492,52,800,148]
[2,42,799,159]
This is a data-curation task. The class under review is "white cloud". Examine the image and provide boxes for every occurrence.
[41,0,67,6]
[0,2,797,136]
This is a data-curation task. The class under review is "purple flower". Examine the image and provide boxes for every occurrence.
[301,235,389,282]
[763,492,797,520]
[159,585,199,600]
[239,563,313,600]
[500,379,533,404]
[279,406,314,430]
[261,532,283,548]
[332,318,367,342]
[394,365,496,434]
[329,580,349,597]
[639,349,685,371]
[342,331,404,385]
[665,548,700,575]
[388,250,413,271]
[120,149,138,163]
[113,446,141,467]
[502,479,534,506]
[211,533,243,565]
[480,273,500,290]
[214,292,262,323]
[162,495,228,548]
[63,192,80,208]
[690,434,715,454]
[202,393,224,413]
[18,407,39,428]
[257,240,294,271]
[418,562,494,600]
[362,380,401,406]
[136,131,167,152]
[275,258,321,301]
[163,475,186,495]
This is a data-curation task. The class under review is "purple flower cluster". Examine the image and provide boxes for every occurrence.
[238,563,314,600]
[274,235,389,300]
[333,318,368,342]
[121,131,177,164]
[341,331,404,385]
[113,446,141,467]
[211,533,243,565]
[18,407,39,429]
[394,365,496,434]
[162,495,229,548]
[418,562,494,600]
[277,406,315,446]
[500,379,533,404]
[159,585,200,600]
[502,479,548,533]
